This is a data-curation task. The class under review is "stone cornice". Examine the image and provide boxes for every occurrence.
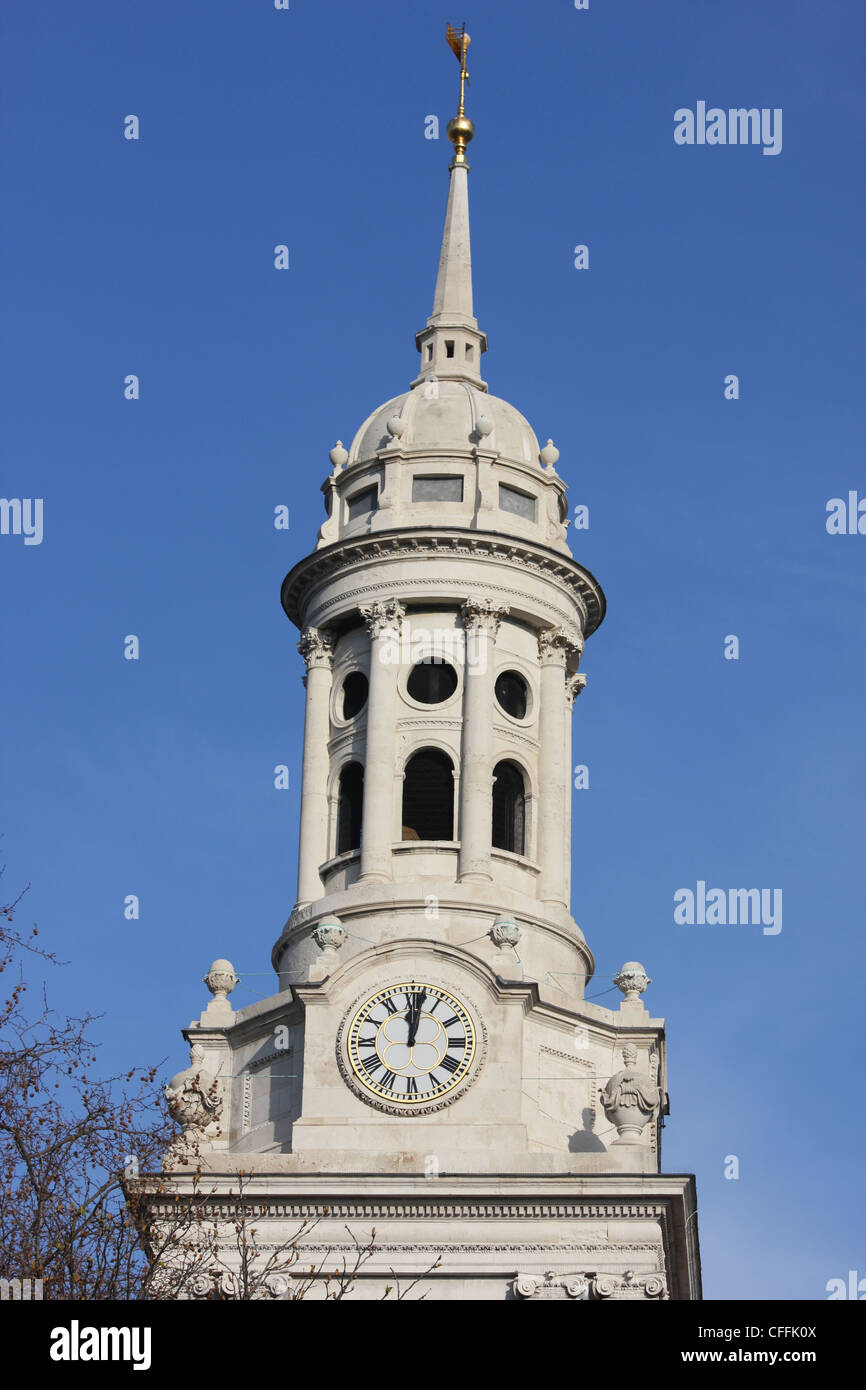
[221,991,304,1042]
[272,899,595,983]
[281,528,605,636]
[144,1195,675,1222]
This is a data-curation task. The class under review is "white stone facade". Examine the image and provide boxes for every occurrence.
[142,91,701,1303]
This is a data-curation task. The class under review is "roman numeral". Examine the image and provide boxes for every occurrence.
[406,1076,419,1095]
[438,1054,460,1074]
[361,1054,380,1074]
[380,1070,397,1090]
[381,996,399,1014]
[439,1014,459,1028]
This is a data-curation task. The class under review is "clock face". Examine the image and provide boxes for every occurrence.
[344,981,477,1109]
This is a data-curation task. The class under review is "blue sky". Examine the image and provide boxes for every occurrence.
[2,0,864,1299]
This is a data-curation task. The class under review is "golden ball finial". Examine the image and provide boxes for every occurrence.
[447,113,475,164]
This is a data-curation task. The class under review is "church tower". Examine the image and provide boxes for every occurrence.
[151,30,701,1302]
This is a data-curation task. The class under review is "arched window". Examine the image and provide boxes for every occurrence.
[336,762,364,854]
[492,760,525,855]
[401,749,454,841]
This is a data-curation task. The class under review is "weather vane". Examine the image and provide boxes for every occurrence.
[445,23,474,166]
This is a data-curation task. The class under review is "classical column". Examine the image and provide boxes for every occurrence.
[358,599,405,883]
[458,598,509,883]
[564,666,587,906]
[295,627,335,908]
[537,627,582,908]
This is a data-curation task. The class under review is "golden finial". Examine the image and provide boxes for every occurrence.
[445,23,474,166]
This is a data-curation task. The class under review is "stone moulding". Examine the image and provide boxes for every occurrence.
[245,1241,663,1257]
[139,1179,697,1297]
[147,1198,673,1222]
[280,528,605,635]
[539,1044,595,1071]
[273,910,595,985]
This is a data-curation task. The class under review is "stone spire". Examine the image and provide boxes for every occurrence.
[430,158,475,325]
[413,25,488,391]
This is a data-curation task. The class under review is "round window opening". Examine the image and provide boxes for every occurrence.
[495,670,528,720]
[341,671,369,720]
[407,660,459,705]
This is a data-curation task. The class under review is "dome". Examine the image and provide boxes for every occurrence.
[348,379,543,470]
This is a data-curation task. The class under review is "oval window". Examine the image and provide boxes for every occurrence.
[406,660,458,705]
[341,671,369,719]
[494,670,528,720]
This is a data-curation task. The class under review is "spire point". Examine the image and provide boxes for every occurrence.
[411,25,487,390]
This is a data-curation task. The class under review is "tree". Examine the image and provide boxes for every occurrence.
[0,868,171,1299]
[129,1169,439,1300]
[1,866,440,1300]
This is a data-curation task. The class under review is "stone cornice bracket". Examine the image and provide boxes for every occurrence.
[359,599,406,639]
[297,626,335,670]
[537,625,583,668]
[565,672,587,707]
[594,1272,668,1300]
[460,596,510,638]
[513,1271,588,1300]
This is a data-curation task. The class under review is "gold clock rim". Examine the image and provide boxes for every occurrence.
[346,979,477,1107]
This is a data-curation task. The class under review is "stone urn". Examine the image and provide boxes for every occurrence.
[599,1044,660,1145]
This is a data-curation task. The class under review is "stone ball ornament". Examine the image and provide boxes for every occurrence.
[491,915,521,948]
[475,414,494,438]
[613,961,652,1001]
[312,916,346,952]
[203,960,239,1002]
[386,414,406,437]
[539,438,560,469]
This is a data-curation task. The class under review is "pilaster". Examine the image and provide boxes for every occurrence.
[295,627,335,907]
[358,600,405,883]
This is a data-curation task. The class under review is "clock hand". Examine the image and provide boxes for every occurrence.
[407,992,422,1047]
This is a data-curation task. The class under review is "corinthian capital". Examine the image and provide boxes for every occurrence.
[297,627,335,670]
[565,672,587,707]
[359,599,405,640]
[460,596,510,639]
[537,626,583,667]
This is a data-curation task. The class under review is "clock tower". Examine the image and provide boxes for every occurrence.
[148,30,701,1302]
